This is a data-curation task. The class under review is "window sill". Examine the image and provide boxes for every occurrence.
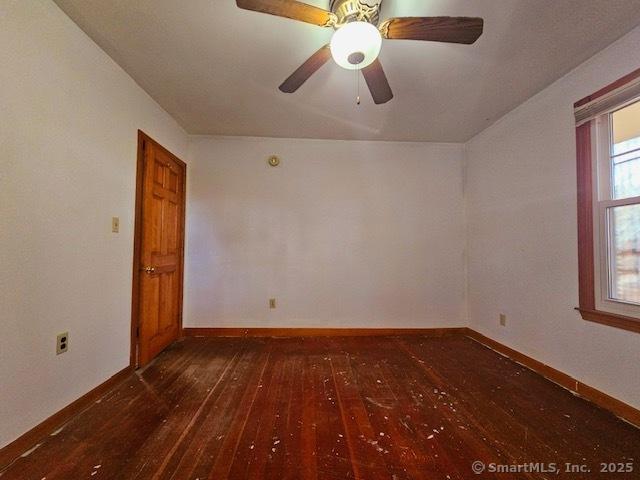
[576,307,640,334]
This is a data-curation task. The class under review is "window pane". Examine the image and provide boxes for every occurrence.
[613,158,640,199]
[608,203,640,304]
[611,100,640,199]
[613,137,640,157]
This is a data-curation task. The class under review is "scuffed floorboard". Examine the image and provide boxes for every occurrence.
[1,336,638,479]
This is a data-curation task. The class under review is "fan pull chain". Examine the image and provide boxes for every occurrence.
[356,67,361,105]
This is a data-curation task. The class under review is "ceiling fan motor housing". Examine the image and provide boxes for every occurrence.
[330,0,381,27]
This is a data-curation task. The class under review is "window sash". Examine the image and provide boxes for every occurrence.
[593,115,640,316]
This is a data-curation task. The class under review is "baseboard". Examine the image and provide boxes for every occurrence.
[182,327,468,338]
[465,329,640,428]
[3,329,637,471]
[0,365,133,470]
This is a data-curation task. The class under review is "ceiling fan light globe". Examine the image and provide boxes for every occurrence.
[330,21,382,70]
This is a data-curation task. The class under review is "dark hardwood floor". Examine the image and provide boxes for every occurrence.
[2,335,638,479]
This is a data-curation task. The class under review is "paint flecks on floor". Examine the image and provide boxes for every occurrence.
[1,336,639,480]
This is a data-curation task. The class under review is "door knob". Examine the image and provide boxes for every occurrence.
[144,266,156,274]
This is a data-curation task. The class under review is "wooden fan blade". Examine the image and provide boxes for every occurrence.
[279,45,332,93]
[236,0,336,27]
[380,17,484,44]
[362,59,393,105]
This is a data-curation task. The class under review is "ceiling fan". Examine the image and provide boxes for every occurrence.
[236,0,484,104]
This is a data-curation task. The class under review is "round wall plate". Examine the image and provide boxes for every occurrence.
[267,155,280,167]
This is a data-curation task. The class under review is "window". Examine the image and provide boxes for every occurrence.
[594,100,640,314]
[575,68,640,334]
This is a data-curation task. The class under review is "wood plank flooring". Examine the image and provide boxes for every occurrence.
[1,335,638,479]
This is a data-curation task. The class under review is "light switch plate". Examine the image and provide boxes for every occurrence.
[112,217,120,233]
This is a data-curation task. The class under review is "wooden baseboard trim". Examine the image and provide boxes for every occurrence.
[3,329,637,470]
[465,328,640,428]
[0,365,134,470]
[182,327,468,338]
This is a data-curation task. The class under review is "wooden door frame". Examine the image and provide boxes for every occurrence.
[130,130,187,368]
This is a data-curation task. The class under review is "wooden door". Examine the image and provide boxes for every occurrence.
[134,132,186,366]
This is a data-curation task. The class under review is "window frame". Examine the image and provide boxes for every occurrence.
[575,68,640,334]
[593,112,640,316]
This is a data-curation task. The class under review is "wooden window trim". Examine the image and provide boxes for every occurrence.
[574,67,640,109]
[575,68,640,334]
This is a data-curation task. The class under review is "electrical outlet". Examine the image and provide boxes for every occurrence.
[56,332,69,354]
[499,313,507,327]
[112,217,120,233]
[269,298,276,309]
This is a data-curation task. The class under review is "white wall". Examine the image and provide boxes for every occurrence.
[185,137,466,329]
[0,0,188,448]
[465,25,640,409]
[4,0,639,454]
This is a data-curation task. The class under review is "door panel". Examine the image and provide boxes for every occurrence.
[137,135,185,366]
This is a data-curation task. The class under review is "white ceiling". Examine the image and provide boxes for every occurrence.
[53,0,640,142]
